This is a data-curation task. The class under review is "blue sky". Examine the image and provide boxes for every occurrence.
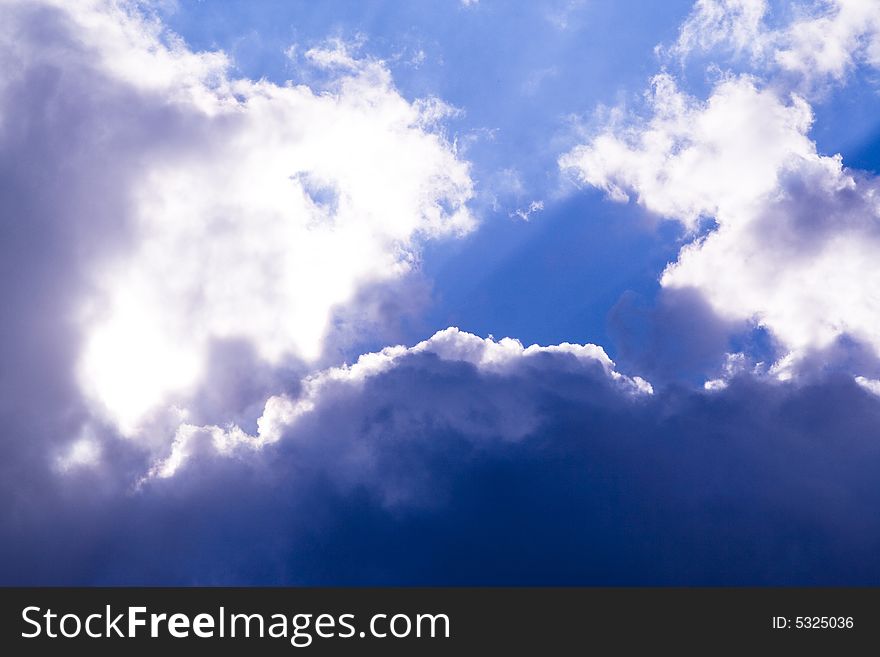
[3,0,880,585]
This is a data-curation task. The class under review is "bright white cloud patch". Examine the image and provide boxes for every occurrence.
[561,0,880,376]
[149,327,652,479]
[672,0,880,92]
[0,1,474,435]
[560,74,817,231]
[855,375,880,397]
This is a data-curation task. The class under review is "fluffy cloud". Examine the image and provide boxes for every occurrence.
[671,0,880,91]
[4,326,880,585]
[150,327,651,479]
[774,0,880,85]
[0,0,474,437]
[561,0,880,378]
[560,74,817,230]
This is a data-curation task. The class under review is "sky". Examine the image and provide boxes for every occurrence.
[2,0,880,584]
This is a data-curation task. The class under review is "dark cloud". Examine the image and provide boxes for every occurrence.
[3,346,880,585]
[607,287,744,385]
[321,273,437,366]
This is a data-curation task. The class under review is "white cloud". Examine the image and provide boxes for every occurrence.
[672,0,768,62]
[1,1,474,435]
[304,37,366,70]
[703,352,751,390]
[777,1,880,82]
[561,1,880,379]
[149,327,652,479]
[560,74,817,231]
[509,200,545,221]
[671,0,880,92]
[855,375,880,397]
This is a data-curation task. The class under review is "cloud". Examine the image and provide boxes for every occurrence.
[670,0,880,93]
[561,1,880,378]
[671,0,768,62]
[561,73,818,231]
[0,1,474,438]
[509,200,545,221]
[855,375,880,397]
[608,287,743,384]
[4,325,880,584]
[148,327,651,479]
